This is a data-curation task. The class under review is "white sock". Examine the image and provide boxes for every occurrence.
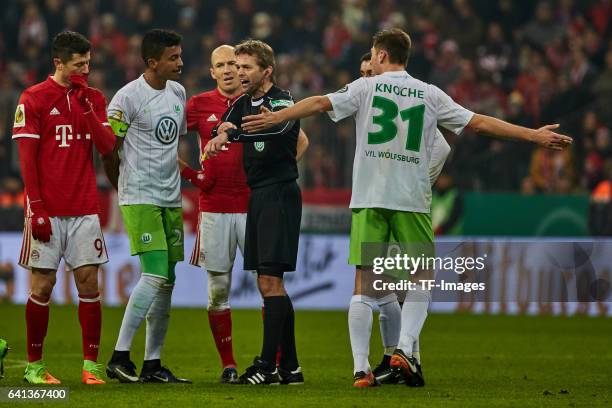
[398,287,431,354]
[144,283,173,360]
[413,338,421,364]
[115,275,165,351]
[377,293,401,355]
[348,295,374,374]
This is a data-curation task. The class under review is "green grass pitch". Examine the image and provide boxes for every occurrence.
[0,304,610,407]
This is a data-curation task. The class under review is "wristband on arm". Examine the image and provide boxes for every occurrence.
[180,165,215,192]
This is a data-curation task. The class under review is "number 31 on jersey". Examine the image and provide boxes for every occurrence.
[368,96,425,152]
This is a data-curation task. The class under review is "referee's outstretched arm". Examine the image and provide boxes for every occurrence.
[242,96,331,133]
[229,106,296,142]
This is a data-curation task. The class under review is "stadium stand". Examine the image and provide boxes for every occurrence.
[0,0,611,232]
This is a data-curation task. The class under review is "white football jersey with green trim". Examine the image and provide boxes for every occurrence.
[326,71,473,213]
[108,75,187,207]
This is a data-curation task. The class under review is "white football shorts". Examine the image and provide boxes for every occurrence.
[19,214,108,271]
[190,212,247,273]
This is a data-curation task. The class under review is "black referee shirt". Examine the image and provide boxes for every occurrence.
[219,85,300,189]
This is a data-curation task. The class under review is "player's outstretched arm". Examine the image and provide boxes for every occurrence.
[297,129,309,161]
[242,96,332,133]
[223,107,298,142]
[467,114,573,150]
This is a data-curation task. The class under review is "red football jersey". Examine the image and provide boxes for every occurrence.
[187,88,249,213]
[12,76,109,216]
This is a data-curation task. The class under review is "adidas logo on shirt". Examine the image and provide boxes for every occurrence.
[207,114,218,122]
[50,107,60,115]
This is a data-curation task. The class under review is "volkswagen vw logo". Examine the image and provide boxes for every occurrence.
[155,116,178,144]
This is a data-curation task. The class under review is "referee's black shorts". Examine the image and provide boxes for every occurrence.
[244,180,302,274]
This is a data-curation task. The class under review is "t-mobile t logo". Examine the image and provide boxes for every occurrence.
[55,124,91,147]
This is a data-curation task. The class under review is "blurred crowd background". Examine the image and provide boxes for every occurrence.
[0,0,611,230]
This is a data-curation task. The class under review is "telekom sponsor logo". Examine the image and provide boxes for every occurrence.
[55,124,91,147]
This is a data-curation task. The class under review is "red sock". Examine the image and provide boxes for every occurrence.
[208,309,236,368]
[261,306,282,366]
[26,294,50,362]
[78,292,101,362]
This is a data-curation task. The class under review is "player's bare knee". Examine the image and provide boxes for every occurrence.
[76,280,99,295]
[257,275,285,297]
[31,269,56,297]
[74,267,99,295]
[257,276,273,295]
[32,279,55,298]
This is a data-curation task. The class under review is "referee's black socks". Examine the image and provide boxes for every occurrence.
[261,296,288,368]
[279,295,299,371]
